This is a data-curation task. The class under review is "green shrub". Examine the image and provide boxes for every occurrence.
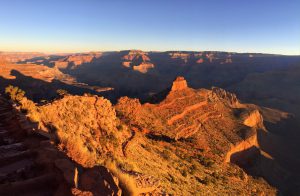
[117,124,127,132]
[117,161,135,172]
[161,149,171,160]
[56,89,68,97]
[181,169,188,177]
[99,132,119,148]
[196,155,215,167]
[141,143,151,152]
[203,176,211,185]
[189,164,197,175]
[169,174,176,183]
[107,132,119,148]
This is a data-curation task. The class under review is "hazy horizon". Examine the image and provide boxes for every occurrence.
[1,49,300,56]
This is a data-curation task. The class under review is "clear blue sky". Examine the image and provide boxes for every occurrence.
[0,0,299,54]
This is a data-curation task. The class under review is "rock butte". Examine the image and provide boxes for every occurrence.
[171,76,188,91]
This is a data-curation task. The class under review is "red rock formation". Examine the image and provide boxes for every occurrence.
[0,63,76,83]
[243,109,264,128]
[121,50,154,73]
[122,61,131,68]
[0,52,44,63]
[54,61,69,69]
[224,134,259,163]
[122,50,150,62]
[169,52,190,59]
[133,62,154,73]
[169,52,190,64]
[210,87,240,107]
[171,76,188,91]
[67,55,94,66]
[206,53,214,63]
[52,52,102,69]
[196,58,204,64]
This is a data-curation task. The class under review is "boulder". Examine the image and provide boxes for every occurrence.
[80,166,121,196]
[55,159,78,187]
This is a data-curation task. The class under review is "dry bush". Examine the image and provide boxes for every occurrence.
[5,85,25,102]
[19,98,40,122]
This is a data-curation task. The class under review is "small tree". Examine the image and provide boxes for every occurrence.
[5,85,25,102]
[56,89,68,97]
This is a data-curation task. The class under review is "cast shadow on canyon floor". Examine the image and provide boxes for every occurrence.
[230,126,300,196]
[0,70,112,102]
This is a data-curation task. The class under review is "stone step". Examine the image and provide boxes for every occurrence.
[0,129,8,134]
[0,131,9,138]
[0,115,14,123]
[0,150,35,168]
[0,159,34,177]
[0,143,26,158]
[0,108,10,111]
[1,138,16,146]
[0,107,11,111]
[0,173,57,196]
[0,112,12,117]
[0,143,24,151]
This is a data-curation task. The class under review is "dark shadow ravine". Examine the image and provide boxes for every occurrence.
[0,70,108,102]
[229,127,300,196]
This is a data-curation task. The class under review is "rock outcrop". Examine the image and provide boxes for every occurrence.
[121,50,154,73]
[196,58,204,64]
[169,52,190,64]
[171,76,188,91]
[133,62,155,74]
[0,96,125,195]
[114,77,276,195]
[80,166,122,196]
[54,61,69,69]
[53,52,102,69]
[116,77,263,159]
[122,50,150,62]
[224,134,259,163]
[210,87,240,107]
[0,52,44,63]
[0,63,76,83]
[243,109,264,128]
[36,95,123,167]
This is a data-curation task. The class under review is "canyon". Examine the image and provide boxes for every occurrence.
[0,51,299,195]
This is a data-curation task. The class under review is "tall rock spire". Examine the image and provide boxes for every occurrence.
[171,76,188,91]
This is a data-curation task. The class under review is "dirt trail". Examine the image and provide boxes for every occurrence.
[122,128,136,157]
[157,94,195,109]
[167,101,207,125]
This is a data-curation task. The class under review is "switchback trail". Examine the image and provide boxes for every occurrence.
[122,128,136,157]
